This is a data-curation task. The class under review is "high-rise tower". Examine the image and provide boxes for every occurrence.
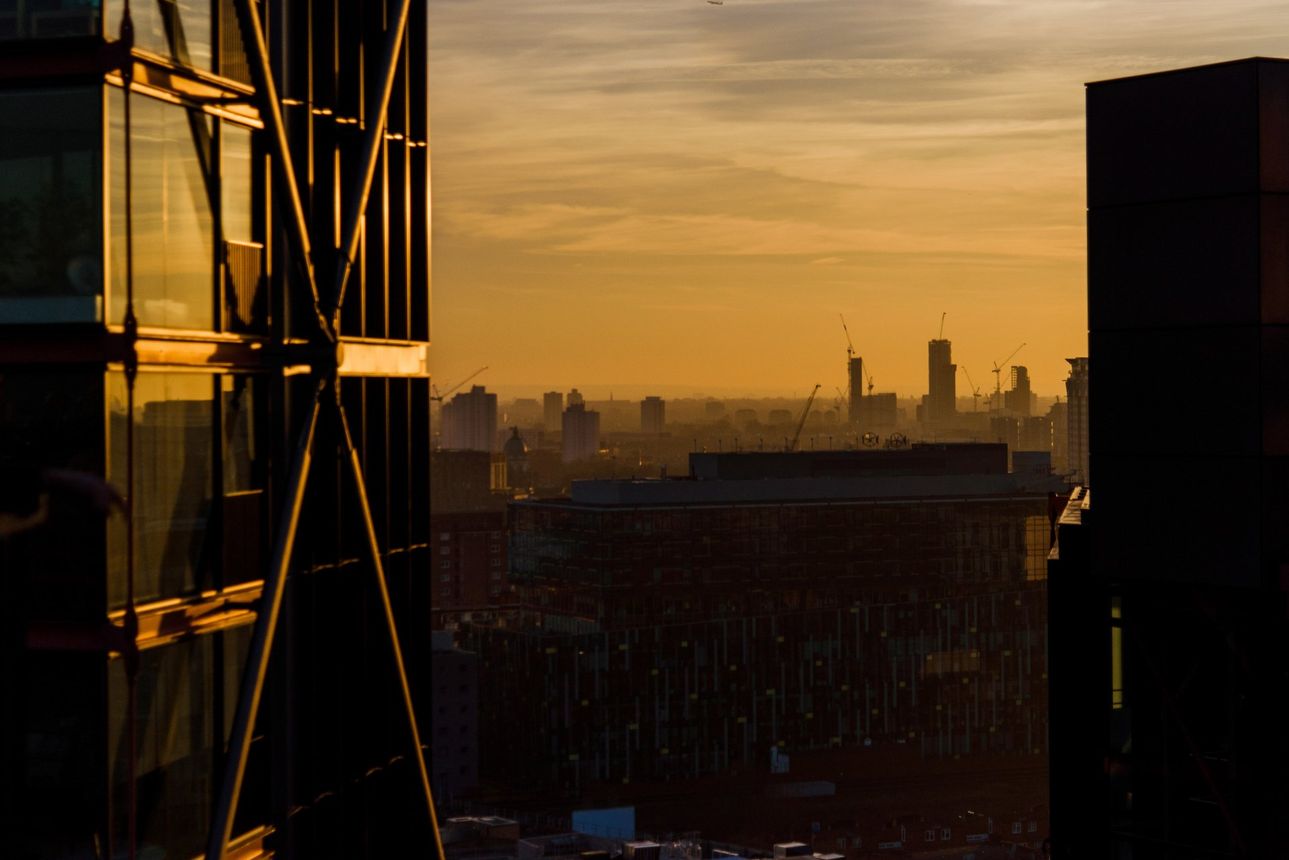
[847,356,864,423]
[1049,58,1289,859]
[926,339,956,423]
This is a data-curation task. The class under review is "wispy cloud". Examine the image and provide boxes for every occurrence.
[429,0,1289,393]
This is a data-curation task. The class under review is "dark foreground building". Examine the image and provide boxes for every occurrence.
[0,2,433,858]
[463,445,1064,790]
[1049,58,1289,858]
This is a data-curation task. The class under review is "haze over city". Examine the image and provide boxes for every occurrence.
[429,0,1289,397]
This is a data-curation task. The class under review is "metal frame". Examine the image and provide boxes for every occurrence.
[203,0,438,857]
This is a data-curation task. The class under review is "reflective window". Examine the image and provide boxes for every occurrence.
[108,624,256,859]
[109,88,216,330]
[221,122,254,244]
[0,87,102,323]
[221,374,258,493]
[119,0,212,71]
[108,372,215,607]
[0,0,102,40]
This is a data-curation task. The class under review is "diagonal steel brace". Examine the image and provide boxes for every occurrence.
[231,0,332,341]
[329,0,413,326]
[205,380,324,860]
[336,401,441,858]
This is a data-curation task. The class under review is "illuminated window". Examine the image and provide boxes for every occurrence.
[1111,596,1124,709]
[109,89,215,330]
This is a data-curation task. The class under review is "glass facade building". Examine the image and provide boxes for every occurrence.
[0,1,432,857]
[1049,58,1289,859]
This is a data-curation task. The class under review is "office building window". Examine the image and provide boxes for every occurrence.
[108,623,256,859]
[121,0,213,71]
[108,88,215,330]
[108,372,215,607]
[0,87,102,323]
[220,122,254,244]
[0,0,102,40]
[1111,596,1124,709]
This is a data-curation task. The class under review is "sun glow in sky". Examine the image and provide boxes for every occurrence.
[428,0,1289,398]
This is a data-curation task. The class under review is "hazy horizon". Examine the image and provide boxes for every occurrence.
[429,0,1289,395]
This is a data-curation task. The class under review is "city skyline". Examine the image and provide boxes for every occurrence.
[428,0,1289,396]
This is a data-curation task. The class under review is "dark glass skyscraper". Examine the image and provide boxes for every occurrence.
[1050,58,1289,858]
[0,2,432,857]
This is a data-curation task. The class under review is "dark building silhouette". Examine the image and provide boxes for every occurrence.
[466,445,1063,789]
[847,355,864,422]
[1004,366,1032,417]
[925,339,956,423]
[1049,58,1289,858]
[0,3,433,858]
[544,391,564,433]
[1064,358,1089,485]
[431,632,480,802]
[441,385,499,452]
[641,395,666,435]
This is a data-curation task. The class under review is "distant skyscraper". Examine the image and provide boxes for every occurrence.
[543,391,563,432]
[847,356,864,423]
[1047,400,1069,475]
[1064,358,1088,485]
[561,403,600,462]
[567,388,585,408]
[641,396,665,434]
[442,385,498,452]
[926,339,956,423]
[1005,365,1033,417]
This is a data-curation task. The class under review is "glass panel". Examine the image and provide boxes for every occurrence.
[118,0,212,71]
[109,87,216,330]
[0,87,102,323]
[107,624,262,859]
[221,374,257,493]
[109,636,214,860]
[0,0,102,40]
[221,122,253,244]
[108,372,215,607]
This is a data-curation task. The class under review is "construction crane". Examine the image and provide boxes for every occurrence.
[789,384,821,451]
[938,311,947,340]
[431,366,488,402]
[839,314,855,359]
[960,366,982,412]
[990,344,1026,407]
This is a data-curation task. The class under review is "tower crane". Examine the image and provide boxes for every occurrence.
[990,343,1025,408]
[431,366,488,402]
[960,366,982,412]
[789,384,821,451]
[839,314,855,359]
[938,311,947,340]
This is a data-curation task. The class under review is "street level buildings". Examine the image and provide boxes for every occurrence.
[464,445,1064,790]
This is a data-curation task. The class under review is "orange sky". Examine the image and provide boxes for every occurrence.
[428,0,1289,398]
